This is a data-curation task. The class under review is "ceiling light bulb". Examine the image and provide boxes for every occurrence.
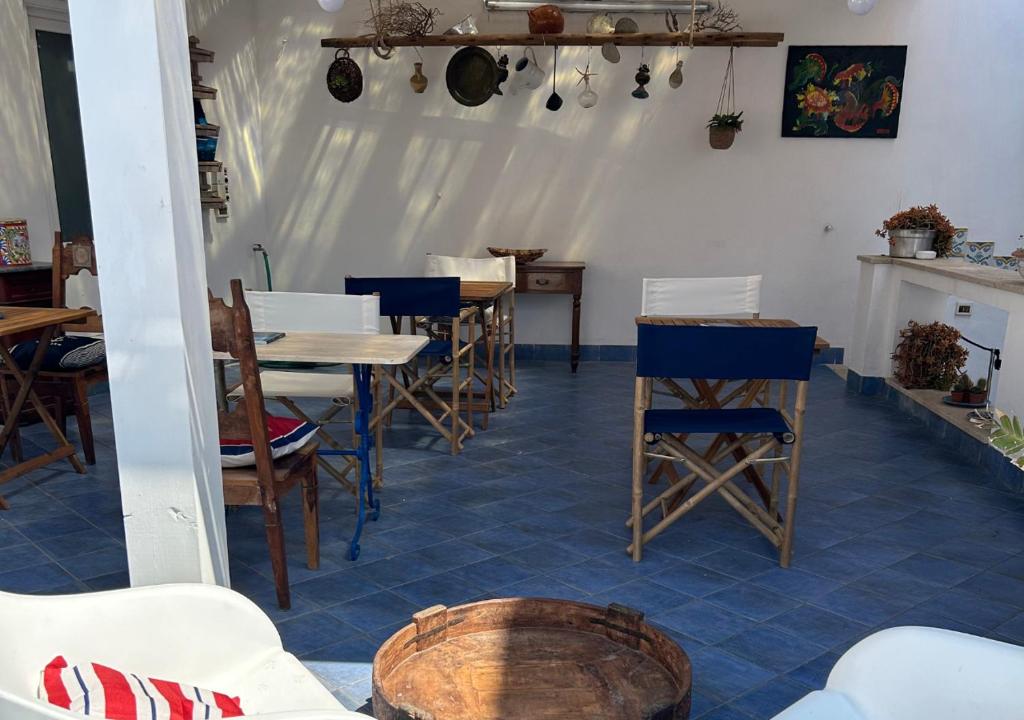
[847,0,876,15]
[318,0,346,11]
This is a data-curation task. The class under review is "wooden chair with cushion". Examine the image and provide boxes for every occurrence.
[0,233,107,465]
[210,279,320,610]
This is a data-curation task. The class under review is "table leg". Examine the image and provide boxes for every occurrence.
[496,296,506,409]
[571,293,582,373]
[349,363,380,561]
[0,326,85,490]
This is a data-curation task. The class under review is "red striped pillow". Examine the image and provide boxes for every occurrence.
[40,656,244,719]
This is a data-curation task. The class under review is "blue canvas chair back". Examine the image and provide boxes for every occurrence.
[345,277,461,319]
[637,324,818,381]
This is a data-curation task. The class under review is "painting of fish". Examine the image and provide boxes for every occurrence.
[782,45,907,139]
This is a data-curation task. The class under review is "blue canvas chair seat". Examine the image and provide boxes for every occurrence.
[644,408,794,443]
[345,277,475,455]
[629,322,817,568]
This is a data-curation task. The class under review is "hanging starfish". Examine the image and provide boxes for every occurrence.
[575,62,598,87]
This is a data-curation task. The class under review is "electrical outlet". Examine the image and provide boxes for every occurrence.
[955,303,972,317]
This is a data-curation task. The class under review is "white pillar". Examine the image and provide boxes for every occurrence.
[68,0,229,586]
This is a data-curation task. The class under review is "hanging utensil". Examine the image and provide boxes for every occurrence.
[546,46,563,111]
[446,46,499,107]
[632,54,651,100]
[494,53,510,95]
[601,42,620,64]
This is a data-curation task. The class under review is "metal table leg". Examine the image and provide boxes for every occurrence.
[348,363,380,560]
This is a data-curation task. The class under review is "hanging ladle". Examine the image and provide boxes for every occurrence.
[546,46,563,111]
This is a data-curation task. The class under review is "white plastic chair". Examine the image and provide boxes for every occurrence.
[772,626,1024,720]
[0,585,364,719]
[641,275,762,317]
[425,254,517,408]
[236,290,381,489]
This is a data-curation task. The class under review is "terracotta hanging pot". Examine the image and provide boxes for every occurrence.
[709,126,736,150]
[528,4,565,34]
[326,48,363,103]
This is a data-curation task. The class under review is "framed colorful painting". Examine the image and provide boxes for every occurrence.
[782,45,907,139]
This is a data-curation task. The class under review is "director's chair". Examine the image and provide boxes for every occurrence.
[345,276,476,455]
[640,276,774,508]
[628,323,817,567]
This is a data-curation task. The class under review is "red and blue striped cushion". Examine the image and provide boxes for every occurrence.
[40,656,244,719]
[219,415,317,468]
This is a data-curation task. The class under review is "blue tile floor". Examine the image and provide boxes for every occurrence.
[2,362,1024,718]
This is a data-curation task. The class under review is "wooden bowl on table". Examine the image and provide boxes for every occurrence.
[373,597,693,719]
[487,247,547,264]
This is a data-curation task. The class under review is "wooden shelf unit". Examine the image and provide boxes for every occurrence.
[321,31,784,49]
[190,36,227,214]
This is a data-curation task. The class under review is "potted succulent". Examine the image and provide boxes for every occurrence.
[875,204,957,259]
[891,320,967,390]
[969,377,988,405]
[950,374,972,404]
[708,112,743,150]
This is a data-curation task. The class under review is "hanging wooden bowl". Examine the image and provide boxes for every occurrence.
[372,598,693,720]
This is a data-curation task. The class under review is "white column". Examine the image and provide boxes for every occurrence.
[849,260,900,379]
[68,0,229,586]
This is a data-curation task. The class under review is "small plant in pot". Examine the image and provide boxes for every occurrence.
[709,47,741,150]
[876,204,956,259]
[969,377,988,405]
[708,112,743,150]
[950,373,972,404]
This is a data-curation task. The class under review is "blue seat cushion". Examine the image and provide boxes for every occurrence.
[10,335,106,372]
[644,407,791,438]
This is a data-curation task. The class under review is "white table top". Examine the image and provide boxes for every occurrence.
[215,332,428,365]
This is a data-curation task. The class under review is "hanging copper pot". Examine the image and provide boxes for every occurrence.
[528,4,565,34]
[326,49,363,103]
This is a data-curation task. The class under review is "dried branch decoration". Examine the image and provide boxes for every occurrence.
[366,0,440,58]
[666,1,741,33]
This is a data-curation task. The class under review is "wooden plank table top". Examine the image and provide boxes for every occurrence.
[0,306,94,335]
[635,316,830,352]
[460,281,512,303]
[214,332,428,366]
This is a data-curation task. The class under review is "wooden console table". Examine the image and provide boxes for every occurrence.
[515,261,586,372]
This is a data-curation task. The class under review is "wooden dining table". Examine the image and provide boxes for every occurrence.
[460,280,514,425]
[0,306,94,507]
[216,331,427,560]
[633,316,828,514]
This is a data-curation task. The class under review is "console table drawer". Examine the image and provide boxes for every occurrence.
[522,272,569,293]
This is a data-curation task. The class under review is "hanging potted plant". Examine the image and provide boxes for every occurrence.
[891,320,967,390]
[875,204,956,258]
[708,46,742,150]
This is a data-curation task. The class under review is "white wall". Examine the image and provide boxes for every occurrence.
[186,0,271,294]
[247,0,1024,348]
[0,0,60,262]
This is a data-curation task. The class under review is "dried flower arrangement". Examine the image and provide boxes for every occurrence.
[875,205,957,257]
[892,320,967,390]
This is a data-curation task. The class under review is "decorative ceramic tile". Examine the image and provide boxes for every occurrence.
[964,241,995,265]
[950,227,969,257]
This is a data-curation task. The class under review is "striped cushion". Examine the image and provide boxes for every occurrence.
[219,414,317,468]
[39,655,244,718]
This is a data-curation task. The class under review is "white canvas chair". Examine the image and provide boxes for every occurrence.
[0,585,364,719]
[772,626,1024,720]
[637,275,772,528]
[641,275,762,318]
[235,290,382,490]
[425,254,517,408]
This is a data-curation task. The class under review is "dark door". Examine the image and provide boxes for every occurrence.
[36,30,93,239]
